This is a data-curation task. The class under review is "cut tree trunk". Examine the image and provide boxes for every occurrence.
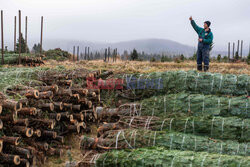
[38,85,58,94]
[53,102,63,111]
[19,89,39,99]
[12,126,33,137]
[42,130,57,139]
[56,88,72,96]
[29,118,56,129]
[49,113,61,121]
[18,107,37,116]
[7,145,31,159]
[38,103,54,111]
[0,136,21,145]
[0,153,20,165]
[2,99,22,111]
[13,118,29,126]
[38,91,53,99]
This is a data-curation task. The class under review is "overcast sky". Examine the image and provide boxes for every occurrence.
[1,0,250,51]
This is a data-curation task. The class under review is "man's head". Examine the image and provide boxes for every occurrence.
[204,21,211,29]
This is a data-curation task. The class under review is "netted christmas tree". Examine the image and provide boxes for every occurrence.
[120,71,250,97]
[96,147,250,167]
[138,92,249,118]
[81,130,249,156]
[117,116,249,142]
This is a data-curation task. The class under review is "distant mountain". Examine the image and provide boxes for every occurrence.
[111,39,196,56]
[6,38,234,57]
[39,38,196,56]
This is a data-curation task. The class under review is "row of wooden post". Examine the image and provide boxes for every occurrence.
[103,47,118,62]
[0,10,44,65]
[72,46,90,61]
[228,40,250,60]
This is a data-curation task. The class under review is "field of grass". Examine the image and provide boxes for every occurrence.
[41,60,250,75]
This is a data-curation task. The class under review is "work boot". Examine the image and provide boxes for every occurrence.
[197,64,202,71]
[204,65,209,72]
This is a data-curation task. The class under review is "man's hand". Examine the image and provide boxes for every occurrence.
[189,16,193,21]
[199,38,203,42]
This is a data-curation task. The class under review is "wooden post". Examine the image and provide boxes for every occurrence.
[112,49,114,62]
[80,52,83,60]
[104,48,107,62]
[228,42,230,60]
[1,10,4,65]
[240,40,243,58]
[77,46,79,61]
[108,47,110,62]
[249,43,250,56]
[18,10,21,64]
[232,42,235,59]
[84,47,87,60]
[25,16,27,53]
[94,51,97,60]
[73,46,75,61]
[115,48,117,62]
[14,16,16,52]
[237,40,240,55]
[40,16,43,55]
[87,47,90,60]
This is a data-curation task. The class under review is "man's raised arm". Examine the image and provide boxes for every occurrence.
[189,16,203,34]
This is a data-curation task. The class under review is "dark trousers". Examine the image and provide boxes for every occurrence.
[197,42,210,68]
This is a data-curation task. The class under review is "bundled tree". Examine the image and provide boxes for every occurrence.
[81,130,249,156]
[16,33,29,53]
[140,92,250,118]
[96,147,250,167]
[118,70,250,97]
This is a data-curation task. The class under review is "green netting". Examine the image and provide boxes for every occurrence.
[96,147,250,167]
[122,70,250,96]
[93,130,249,156]
[120,116,249,142]
[140,92,250,118]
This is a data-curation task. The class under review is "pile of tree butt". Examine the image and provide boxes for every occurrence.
[0,69,114,166]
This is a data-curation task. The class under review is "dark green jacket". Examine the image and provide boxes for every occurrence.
[191,20,213,45]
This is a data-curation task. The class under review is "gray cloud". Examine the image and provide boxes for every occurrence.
[1,0,250,52]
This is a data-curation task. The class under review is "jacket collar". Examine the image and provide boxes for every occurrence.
[205,28,211,33]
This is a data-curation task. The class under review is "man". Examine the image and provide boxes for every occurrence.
[189,16,213,71]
